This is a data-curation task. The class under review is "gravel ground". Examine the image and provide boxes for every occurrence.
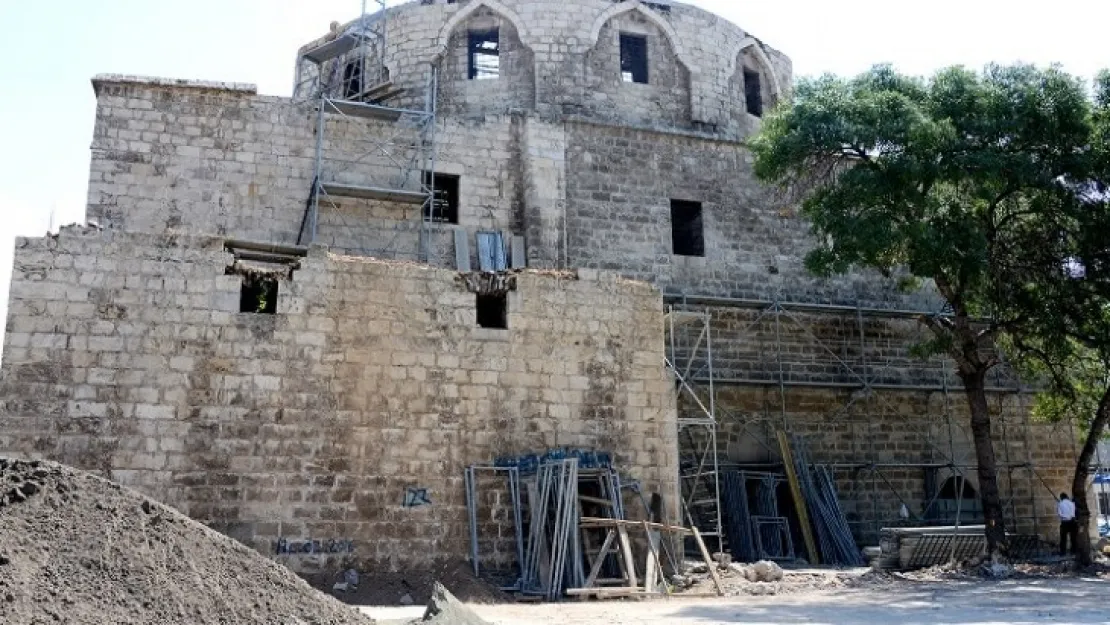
[362,577,1110,624]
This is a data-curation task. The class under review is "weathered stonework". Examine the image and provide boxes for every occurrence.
[0,0,1085,568]
[0,229,677,571]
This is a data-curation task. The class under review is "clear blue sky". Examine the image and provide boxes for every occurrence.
[1,0,1108,340]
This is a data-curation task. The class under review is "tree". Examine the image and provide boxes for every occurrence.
[750,64,1105,559]
[1008,70,1110,566]
[1020,339,1110,566]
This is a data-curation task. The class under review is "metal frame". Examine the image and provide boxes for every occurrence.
[665,293,1075,551]
[665,308,724,554]
[294,0,440,263]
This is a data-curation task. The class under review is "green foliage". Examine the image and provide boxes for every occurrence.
[751,64,1101,327]
[1031,352,1106,428]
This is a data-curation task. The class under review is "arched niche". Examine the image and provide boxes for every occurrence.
[728,40,781,131]
[582,7,693,127]
[435,3,536,115]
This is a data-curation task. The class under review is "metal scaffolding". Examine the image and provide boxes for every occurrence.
[665,308,724,554]
[294,0,440,262]
[664,293,1072,553]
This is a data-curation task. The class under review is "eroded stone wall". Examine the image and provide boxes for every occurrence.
[670,304,1078,547]
[564,122,942,309]
[0,228,678,571]
[702,386,1079,547]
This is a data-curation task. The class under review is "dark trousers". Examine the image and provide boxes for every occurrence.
[1059,519,1079,555]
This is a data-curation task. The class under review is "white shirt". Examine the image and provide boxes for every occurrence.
[1058,499,1076,521]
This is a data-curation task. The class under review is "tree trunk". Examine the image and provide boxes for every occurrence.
[959,368,1008,559]
[1071,387,1110,567]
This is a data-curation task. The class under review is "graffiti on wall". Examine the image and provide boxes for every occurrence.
[402,487,432,508]
[274,538,355,555]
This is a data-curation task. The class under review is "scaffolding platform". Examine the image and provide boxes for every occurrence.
[302,33,367,64]
[319,182,428,204]
[295,0,440,263]
[348,80,406,103]
[323,99,408,121]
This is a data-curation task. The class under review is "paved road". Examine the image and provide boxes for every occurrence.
[364,578,1110,624]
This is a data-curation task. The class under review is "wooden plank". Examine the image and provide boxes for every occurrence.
[777,430,820,565]
[565,588,646,598]
[691,527,724,597]
[616,526,638,589]
[582,529,616,598]
[642,521,662,595]
[580,517,691,534]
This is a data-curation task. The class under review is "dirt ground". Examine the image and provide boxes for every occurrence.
[0,459,371,625]
[362,577,1110,624]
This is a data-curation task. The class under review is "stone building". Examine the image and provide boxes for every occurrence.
[0,0,1081,572]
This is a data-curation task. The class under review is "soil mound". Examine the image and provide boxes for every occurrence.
[0,458,373,625]
[410,583,491,625]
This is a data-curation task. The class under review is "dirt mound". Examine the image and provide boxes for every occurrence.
[0,459,373,625]
[409,583,491,625]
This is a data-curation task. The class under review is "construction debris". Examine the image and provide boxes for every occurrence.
[0,459,372,625]
[406,583,492,625]
[739,560,785,583]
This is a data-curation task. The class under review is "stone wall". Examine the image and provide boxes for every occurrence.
[704,386,1079,547]
[669,304,1078,548]
[296,0,792,134]
[0,228,678,572]
[582,11,692,128]
[564,122,942,309]
[437,6,537,117]
[87,76,525,266]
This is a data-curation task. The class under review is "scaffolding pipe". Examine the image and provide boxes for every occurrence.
[699,377,1031,394]
[667,292,966,320]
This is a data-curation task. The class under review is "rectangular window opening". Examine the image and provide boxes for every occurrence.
[422,171,460,224]
[671,200,704,257]
[476,292,508,329]
[343,60,363,100]
[620,33,649,84]
[468,29,500,80]
[240,275,278,314]
[744,69,763,117]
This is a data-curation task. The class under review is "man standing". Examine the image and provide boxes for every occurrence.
[1058,492,1079,557]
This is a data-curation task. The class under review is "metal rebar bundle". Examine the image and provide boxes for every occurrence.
[721,470,756,561]
[791,436,865,566]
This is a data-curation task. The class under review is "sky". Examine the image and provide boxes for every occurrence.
[0,0,1108,341]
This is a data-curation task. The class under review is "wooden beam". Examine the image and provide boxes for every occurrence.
[580,517,692,534]
[616,526,639,589]
[581,529,617,600]
[691,527,724,597]
[777,430,820,565]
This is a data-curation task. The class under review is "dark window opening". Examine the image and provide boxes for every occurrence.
[937,477,978,500]
[670,200,704,257]
[343,61,363,100]
[1098,492,1109,516]
[620,33,648,84]
[240,276,278,314]
[422,172,460,224]
[468,29,500,80]
[476,292,508,329]
[744,68,763,117]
